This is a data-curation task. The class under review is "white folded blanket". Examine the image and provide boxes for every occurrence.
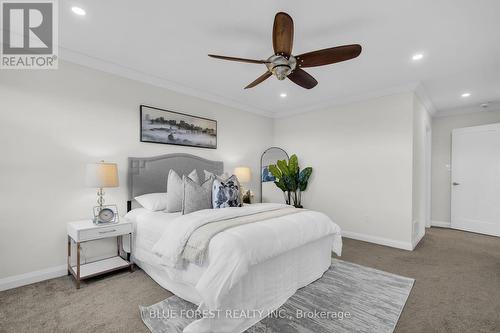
[182,206,301,265]
[152,203,342,309]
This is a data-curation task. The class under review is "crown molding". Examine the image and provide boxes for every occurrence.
[58,47,438,120]
[414,83,436,116]
[59,47,274,118]
[434,101,500,118]
[271,82,422,118]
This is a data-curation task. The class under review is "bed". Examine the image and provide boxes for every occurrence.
[125,153,342,333]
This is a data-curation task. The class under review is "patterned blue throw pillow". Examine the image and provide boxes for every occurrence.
[212,175,243,208]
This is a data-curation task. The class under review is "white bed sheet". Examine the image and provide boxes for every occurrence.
[126,208,338,333]
[126,208,205,291]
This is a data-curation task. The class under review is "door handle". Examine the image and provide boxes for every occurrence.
[452,182,460,186]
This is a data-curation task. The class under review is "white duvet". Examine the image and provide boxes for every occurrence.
[151,203,342,309]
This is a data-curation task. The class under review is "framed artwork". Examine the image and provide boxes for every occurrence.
[140,105,217,149]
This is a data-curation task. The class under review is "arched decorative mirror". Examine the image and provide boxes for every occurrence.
[260,147,289,203]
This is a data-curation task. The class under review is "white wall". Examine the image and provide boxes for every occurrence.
[411,96,432,244]
[274,93,416,249]
[262,182,286,203]
[431,109,500,225]
[0,61,273,281]
[0,58,439,288]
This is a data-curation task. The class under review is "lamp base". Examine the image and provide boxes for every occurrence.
[97,188,105,207]
[242,189,253,204]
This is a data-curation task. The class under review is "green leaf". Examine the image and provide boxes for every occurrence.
[298,167,313,191]
[274,179,286,192]
[270,154,312,196]
[277,159,289,176]
[289,154,299,176]
[268,164,282,179]
[283,174,298,192]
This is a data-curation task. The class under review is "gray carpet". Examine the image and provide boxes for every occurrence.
[1,228,499,332]
[341,228,500,333]
[140,259,414,333]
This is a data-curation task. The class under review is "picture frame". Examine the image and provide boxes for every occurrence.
[140,105,217,149]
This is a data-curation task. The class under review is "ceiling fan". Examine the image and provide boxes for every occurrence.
[208,12,362,90]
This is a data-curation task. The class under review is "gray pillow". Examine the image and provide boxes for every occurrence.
[212,175,243,208]
[182,176,214,215]
[166,169,199,213]
[188,169,200,184]
[203,170,229,182]
[203,170,213,182]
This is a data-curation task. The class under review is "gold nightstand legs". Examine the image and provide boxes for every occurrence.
[76,242,81,289]
[67,237,81,289]
[67,236,71,276]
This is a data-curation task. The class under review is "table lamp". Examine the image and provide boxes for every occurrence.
[86,161,119,224]
[234,166,252,203]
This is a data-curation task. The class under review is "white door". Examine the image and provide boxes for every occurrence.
[451,123,500,237]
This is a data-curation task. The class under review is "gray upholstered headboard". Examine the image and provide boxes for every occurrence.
[127,153,224,211]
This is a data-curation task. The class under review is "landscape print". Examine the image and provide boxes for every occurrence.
[140,105,217,149]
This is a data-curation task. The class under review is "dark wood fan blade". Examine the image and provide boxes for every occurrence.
[287,69,318,89]
[244,72,272,89]
[296,44,362,68]
[208,54,269,64]
[273,12,294,57]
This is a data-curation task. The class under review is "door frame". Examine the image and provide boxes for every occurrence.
[425,125,432,228]
[450,123,500,236]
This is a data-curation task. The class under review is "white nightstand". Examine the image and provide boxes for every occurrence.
[67,219,133,289]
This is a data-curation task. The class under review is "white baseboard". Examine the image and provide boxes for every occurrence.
[0,228,432,291]
[431,220,451,228]
[341,230,413,251]
[412,229,426,250]
[0,265,67,292]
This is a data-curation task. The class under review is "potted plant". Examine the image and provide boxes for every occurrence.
[268,154,312,208]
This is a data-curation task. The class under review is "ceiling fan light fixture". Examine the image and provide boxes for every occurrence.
[273,66,291,80]
[208,12,362,89]
[266,54,296,80]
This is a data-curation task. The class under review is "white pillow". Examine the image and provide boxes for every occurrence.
[135,193,168,211]
[166,169,199,213]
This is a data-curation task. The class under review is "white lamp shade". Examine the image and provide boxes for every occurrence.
[234,167,251,183]
[86,162,119,188]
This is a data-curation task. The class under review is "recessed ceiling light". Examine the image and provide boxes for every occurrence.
[412,53,424,61]
[71,6,86,16]
[461,92,471,98]
[280,93,287,98]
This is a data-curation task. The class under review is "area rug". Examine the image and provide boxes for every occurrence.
[140,259,414,333]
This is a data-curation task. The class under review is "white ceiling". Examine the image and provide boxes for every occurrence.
[60,1,500,117]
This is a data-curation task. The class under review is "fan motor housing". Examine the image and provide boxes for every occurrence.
[266,55,297,80]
